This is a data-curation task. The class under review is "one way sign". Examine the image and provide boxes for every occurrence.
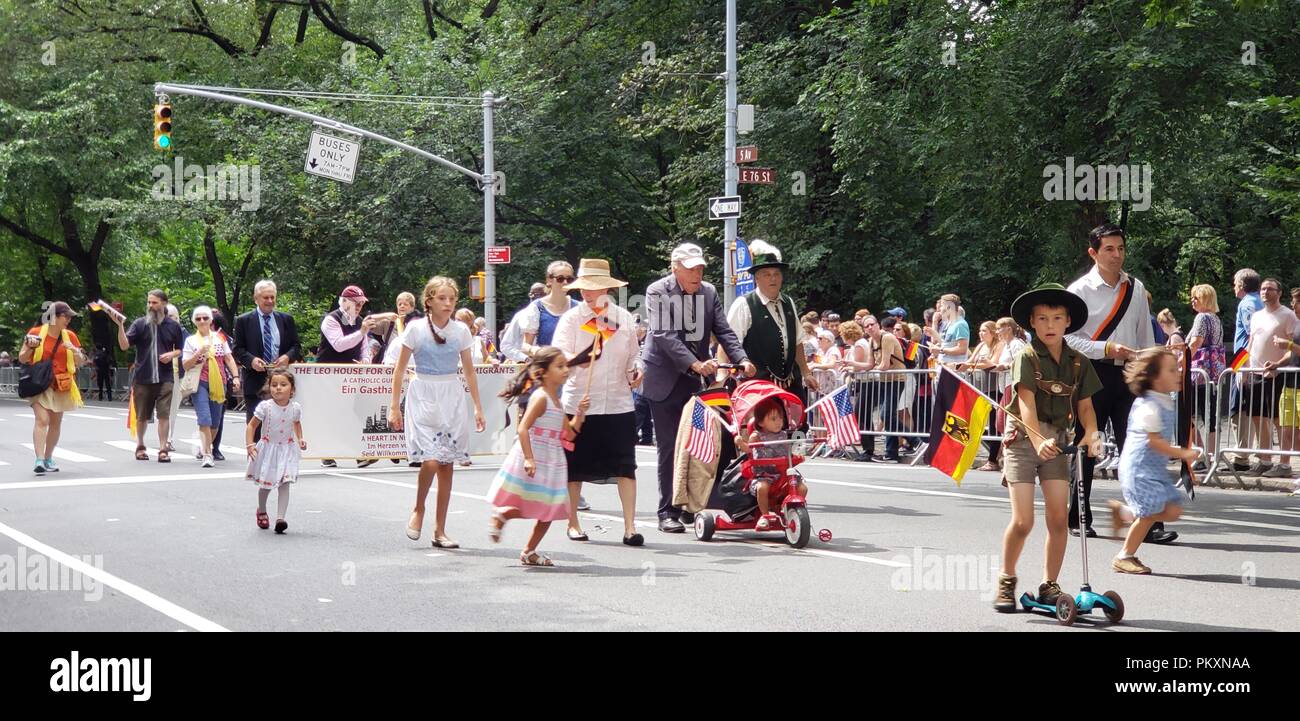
[304,130,361,184]
[708,195,741,221]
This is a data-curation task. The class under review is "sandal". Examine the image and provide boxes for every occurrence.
[135,446,149,461]
[431,537,460,549]
[567,528,589,542]
[256,510,270,530]
[489,509,508,543]
[157,450,171,463]
[520,551,554,567]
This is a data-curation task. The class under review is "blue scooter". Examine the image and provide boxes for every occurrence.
[1019,445,1125,626]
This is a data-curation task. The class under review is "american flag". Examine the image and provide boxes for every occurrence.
[808,384,859,449]
[685,397,717,462]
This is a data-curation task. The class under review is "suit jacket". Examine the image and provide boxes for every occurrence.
[641,276,746,403]
[232,309,301,393]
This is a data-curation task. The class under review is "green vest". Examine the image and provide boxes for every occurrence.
[741,291,802,389]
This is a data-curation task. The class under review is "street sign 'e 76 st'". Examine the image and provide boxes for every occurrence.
[708,195,741,221]
[305,130,361,183]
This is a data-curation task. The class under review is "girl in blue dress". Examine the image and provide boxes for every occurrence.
[1110,348,1200,574]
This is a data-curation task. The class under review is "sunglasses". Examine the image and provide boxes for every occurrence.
[194,317,212,322]
[550,275,574,283]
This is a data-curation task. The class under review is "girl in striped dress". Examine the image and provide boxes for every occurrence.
[486,347,588,566]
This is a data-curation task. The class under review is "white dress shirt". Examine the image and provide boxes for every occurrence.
[1065,266,1154,360]
[553,301,639,416]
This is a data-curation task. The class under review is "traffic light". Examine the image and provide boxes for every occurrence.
[468,272,486,301]
[153,103,172,150]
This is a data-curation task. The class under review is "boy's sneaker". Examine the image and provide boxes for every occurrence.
[993,574,1017,613]
[1112,556,1151,574]
[33,460,45,475]
[1263,464,1293,478]
[1037,580,1066,605]
[42,459,59,473]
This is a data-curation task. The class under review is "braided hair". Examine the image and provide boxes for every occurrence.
[422,276,459,344]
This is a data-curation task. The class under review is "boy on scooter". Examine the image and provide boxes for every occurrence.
[994,284,1105,612]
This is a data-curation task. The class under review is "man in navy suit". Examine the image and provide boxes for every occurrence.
[641,243,754,532]
[232,280,301,439]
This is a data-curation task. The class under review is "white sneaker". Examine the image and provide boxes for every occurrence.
[201,455,214,468]
[1262,464,1294,478]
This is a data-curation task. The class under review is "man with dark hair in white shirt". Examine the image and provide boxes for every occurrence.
[1065,224,1177,544]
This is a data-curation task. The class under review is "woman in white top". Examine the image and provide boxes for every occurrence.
[807,329,843,395]
[181,305,241,467]
[551,259,644,547]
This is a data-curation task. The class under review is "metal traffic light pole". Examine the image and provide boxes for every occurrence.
[152,82,504,335]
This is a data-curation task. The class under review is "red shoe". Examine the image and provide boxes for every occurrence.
[256,510,270,529]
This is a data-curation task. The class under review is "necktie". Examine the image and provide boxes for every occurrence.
[261,314,275,363]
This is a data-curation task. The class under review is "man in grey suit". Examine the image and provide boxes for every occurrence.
[642,243,755,532]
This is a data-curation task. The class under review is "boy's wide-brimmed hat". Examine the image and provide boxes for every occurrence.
[1010,283,1088,335]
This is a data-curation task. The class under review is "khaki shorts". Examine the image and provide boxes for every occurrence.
[132,382,174,423]
[1001,421,1071,486]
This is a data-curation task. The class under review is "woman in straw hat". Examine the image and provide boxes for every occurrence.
[551,259,645,546]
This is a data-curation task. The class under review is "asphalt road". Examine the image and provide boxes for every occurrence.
[1,397,1297,632]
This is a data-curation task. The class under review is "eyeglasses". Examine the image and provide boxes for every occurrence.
[550,276,574,283]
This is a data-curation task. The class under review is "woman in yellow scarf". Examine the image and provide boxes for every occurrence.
[19,301,87,474]
[182,305,241,467]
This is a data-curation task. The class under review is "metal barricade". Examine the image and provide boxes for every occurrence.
[804,367,1009,461]
[1205,366,1300,487]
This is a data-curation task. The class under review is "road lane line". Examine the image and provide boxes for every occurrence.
[0,519,229,632]
[19,444,106,463]
[328,473,910,568]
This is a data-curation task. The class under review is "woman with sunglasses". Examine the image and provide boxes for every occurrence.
[182,305,241,467]
[520,261,579,357]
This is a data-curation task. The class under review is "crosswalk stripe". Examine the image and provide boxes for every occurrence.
[19,444,107,463]
[174,438,247,457]
[11,411,117,421]
[104,440,144,454]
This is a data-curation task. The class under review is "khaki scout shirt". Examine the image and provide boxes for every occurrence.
[1009,338,1102,428]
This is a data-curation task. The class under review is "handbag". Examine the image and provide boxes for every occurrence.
[17,332,62,398]
[178,359,202,397]
[1190,344,1226,385]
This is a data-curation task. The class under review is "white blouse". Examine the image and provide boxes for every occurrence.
[552,301,639,416]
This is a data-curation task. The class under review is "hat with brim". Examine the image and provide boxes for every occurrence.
[565,258,627,291]
[748,243,789,273]
[1010,283,1088,335]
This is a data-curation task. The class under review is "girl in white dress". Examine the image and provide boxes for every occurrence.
[246,369,306,534]
[390,276,486,549]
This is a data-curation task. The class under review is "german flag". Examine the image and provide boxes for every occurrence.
[1229,348,1249,372]
[904,341,920,362]
[696,387,731,411]
[923,367,994,485]
[580,316,618,342]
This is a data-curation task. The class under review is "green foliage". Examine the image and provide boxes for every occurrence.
[0,0,1296,357]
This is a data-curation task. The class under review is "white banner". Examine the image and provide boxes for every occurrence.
[292,363,518,460]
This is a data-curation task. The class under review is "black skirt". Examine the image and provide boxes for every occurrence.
[565,411,638,484]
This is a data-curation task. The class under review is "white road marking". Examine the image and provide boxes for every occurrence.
[0,463,434,491]
[174,438,247,457]
[0,519,229,632]
[803,477,1300,534]
[330,473,909,568]
[19,444,106,463]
